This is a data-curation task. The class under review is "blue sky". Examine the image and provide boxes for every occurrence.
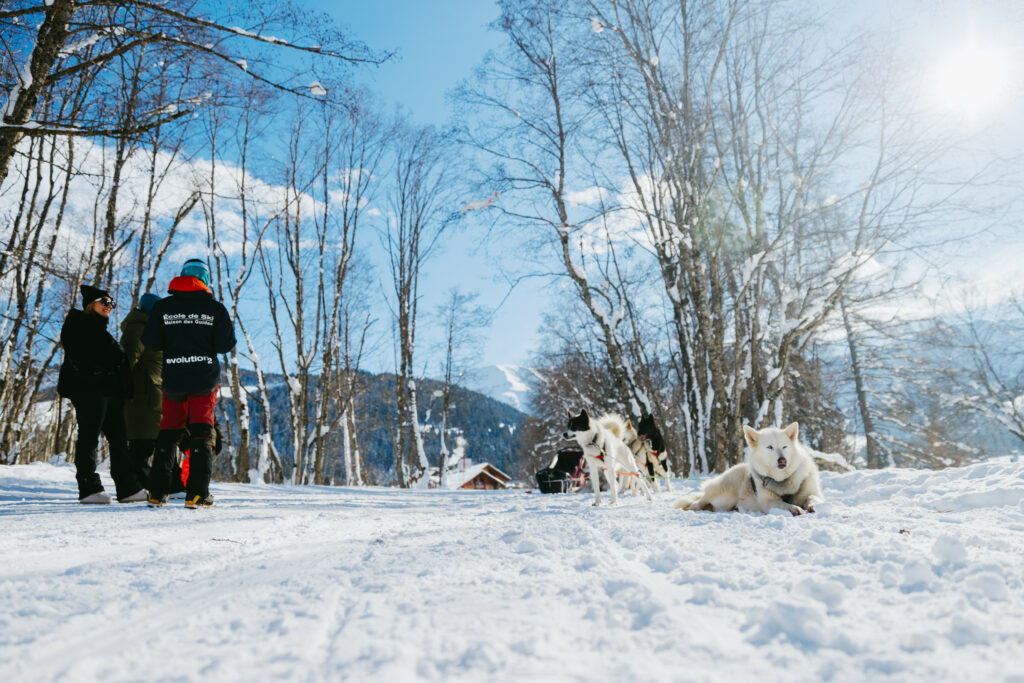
[329,0,501,125]
[312,0,551,372]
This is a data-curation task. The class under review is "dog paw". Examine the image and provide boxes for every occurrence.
[789,506,806,516]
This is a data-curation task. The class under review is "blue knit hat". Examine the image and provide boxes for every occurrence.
[180,258,211,286]
[139,293,161,312]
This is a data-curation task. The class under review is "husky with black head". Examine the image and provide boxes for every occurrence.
[674,422,824,515]
[563,409,652,506]
[627,414,672,492]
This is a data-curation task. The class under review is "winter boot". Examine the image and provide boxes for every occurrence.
[75,463,104,502]
[184,493,215,509]
[147,493,168,507]
[80,491,112,504]
[118,489,148,503]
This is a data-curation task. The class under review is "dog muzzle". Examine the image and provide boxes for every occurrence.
[777,456,787,469]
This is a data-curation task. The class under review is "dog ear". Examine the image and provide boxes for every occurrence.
[566,408,574,418]
[743,425,759,448]
[625,419,633,430]
[580,408,589,419]
[784,422,799,442]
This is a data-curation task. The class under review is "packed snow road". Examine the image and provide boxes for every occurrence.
[1,461,1023,682]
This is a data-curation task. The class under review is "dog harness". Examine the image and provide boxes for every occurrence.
[627,438,669,480]
[586,432,642,478]
[752,473,795,504]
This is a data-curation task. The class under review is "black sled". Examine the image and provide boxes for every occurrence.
[535,446,586,494]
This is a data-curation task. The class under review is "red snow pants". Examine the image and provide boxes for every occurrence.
[159,389,217,430]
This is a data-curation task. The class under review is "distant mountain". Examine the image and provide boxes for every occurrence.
[233,369,528,483]
[464,365,543,415]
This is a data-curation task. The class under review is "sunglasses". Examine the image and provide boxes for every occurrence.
[97,298,115,308]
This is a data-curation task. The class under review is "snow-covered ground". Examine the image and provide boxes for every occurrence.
[2,460,1023,682]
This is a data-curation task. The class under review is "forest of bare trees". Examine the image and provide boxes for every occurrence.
[459,0,1019,477]
[2,0,1020,485]
[0,0,424,483]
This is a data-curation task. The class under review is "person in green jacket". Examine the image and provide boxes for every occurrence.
[120,293,165,487]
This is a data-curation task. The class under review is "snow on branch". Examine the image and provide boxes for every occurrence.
[0,106,193,138]
[106,0,386,64]
[460,190,501,213]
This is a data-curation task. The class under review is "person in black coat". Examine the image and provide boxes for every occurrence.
[142,259,235,508]
[58,284,147,504]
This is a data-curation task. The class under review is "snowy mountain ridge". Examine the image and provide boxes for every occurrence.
[464,364,542,414]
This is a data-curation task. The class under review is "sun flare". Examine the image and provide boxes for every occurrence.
[931,41,1009,119]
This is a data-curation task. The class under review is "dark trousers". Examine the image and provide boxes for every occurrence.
[70,394,141,499]
[128,438,155,486]
[135,437,185,495]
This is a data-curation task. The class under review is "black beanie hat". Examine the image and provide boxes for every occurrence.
[80,284,110,309]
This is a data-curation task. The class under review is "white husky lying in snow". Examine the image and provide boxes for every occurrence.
[674,422,824,515]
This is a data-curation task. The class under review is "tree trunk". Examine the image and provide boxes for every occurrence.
[842,301,879,468]
[0,0,76,186]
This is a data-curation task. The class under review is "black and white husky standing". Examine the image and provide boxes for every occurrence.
[563,409,652,506]
[623,414,673,492]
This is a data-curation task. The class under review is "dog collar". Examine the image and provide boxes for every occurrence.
[757,473,795,503]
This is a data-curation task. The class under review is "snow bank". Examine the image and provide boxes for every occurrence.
[1,459,1021,682]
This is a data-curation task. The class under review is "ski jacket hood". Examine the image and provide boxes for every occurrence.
[168,275,212,295]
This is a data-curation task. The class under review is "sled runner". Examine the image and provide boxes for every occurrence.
[535,446,586,493]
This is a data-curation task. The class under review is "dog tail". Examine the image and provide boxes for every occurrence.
[597,413,625,439]
[673,492,702,510]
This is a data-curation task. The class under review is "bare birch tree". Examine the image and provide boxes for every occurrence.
[198,78,279,483]
[256,88,388,485]
[309,88,389,485]
[432,288,491,487]
[1,0,384,469]
[456,0,651,424]
[383,124,460,487]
